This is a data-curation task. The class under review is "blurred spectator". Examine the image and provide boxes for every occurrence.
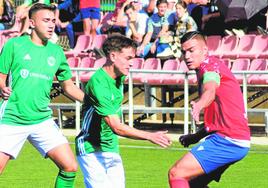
[185,0,224,36]
[0,0,15,30]
[167,0,177,11]
[79,0,100,36]
[140,0,157,15]
[56,0,82,49]
[201,0,224,36]
[183,0,208,5]
[169,0,197,58]
[137,0,174,58]
[96,0,127,35]
[124,2,149,43]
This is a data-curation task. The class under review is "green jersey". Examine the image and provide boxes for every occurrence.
[76,68,125,155]
[24,0,51,6]
[0,35,72,125]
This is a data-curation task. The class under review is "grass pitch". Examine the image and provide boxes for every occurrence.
[0,137,268,188]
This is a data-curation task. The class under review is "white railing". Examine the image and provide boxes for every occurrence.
[50,68,268,135]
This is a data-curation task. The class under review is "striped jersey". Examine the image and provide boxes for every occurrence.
[76,68,125,155]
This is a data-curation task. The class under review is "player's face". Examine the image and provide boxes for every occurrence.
[30,9,56,41]
[182,38,207,70]
[113,47,136,76]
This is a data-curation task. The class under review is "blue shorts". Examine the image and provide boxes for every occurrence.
[80,7,101,20]
[190,133,249,174]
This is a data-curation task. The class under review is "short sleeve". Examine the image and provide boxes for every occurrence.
[0,39,14,74]
[55,49,72,81]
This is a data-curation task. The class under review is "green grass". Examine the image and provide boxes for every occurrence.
[0,137,268,188]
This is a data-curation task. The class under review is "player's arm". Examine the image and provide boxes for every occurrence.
[191,72,220,123]
[60,79,84,103]
[0,73,11,100]
[104,115,171,148]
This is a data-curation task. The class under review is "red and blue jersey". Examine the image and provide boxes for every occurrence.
[198,56,250,140]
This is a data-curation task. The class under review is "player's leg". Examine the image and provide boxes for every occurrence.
[28,119,77,188]
[106,152,125,188]
[77,152,115,188]
[168,152,204,188]
[169,133,250,188]
[189,163,232,188]
[0,124,29,174]
[47,143,77,188]
[0,152,11,174]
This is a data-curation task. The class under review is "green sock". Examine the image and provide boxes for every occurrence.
[54,170,76,188]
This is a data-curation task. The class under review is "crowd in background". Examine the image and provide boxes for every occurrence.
[1,0,268,60]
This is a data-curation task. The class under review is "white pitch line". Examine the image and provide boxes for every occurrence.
[70,142,268,154]
[119,145,268,154]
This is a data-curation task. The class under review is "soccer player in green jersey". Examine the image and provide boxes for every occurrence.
[75,34,172,188]
[0,3,84,188]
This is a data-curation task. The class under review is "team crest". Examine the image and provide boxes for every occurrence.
[47,56,56,66]
[20,69,29,79]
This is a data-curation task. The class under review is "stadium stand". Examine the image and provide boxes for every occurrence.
[67,56,81,80]
[238,35,268,59]
[233,34,256,58]
[231,58,251,84]
[213,35,239,58]
[85,34,108,53]
[125,57,144,83]
[247,59,267,84]
[64,34,91,57]
[206,35,222,55]
[79,57,106,83]
[160,59,181,85]
[79,57,95,75]
[139,58,161,84]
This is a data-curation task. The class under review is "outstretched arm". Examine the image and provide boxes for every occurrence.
[104,115,172,148]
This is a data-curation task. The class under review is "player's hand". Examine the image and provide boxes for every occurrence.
[190,101,201,124]
[179,133,200,147]
[149,130,172,148]
[1,87,12,100]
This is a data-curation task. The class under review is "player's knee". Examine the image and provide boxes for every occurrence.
[61,161,78,172]
[168,167,184,179]
[168,167,177,179]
